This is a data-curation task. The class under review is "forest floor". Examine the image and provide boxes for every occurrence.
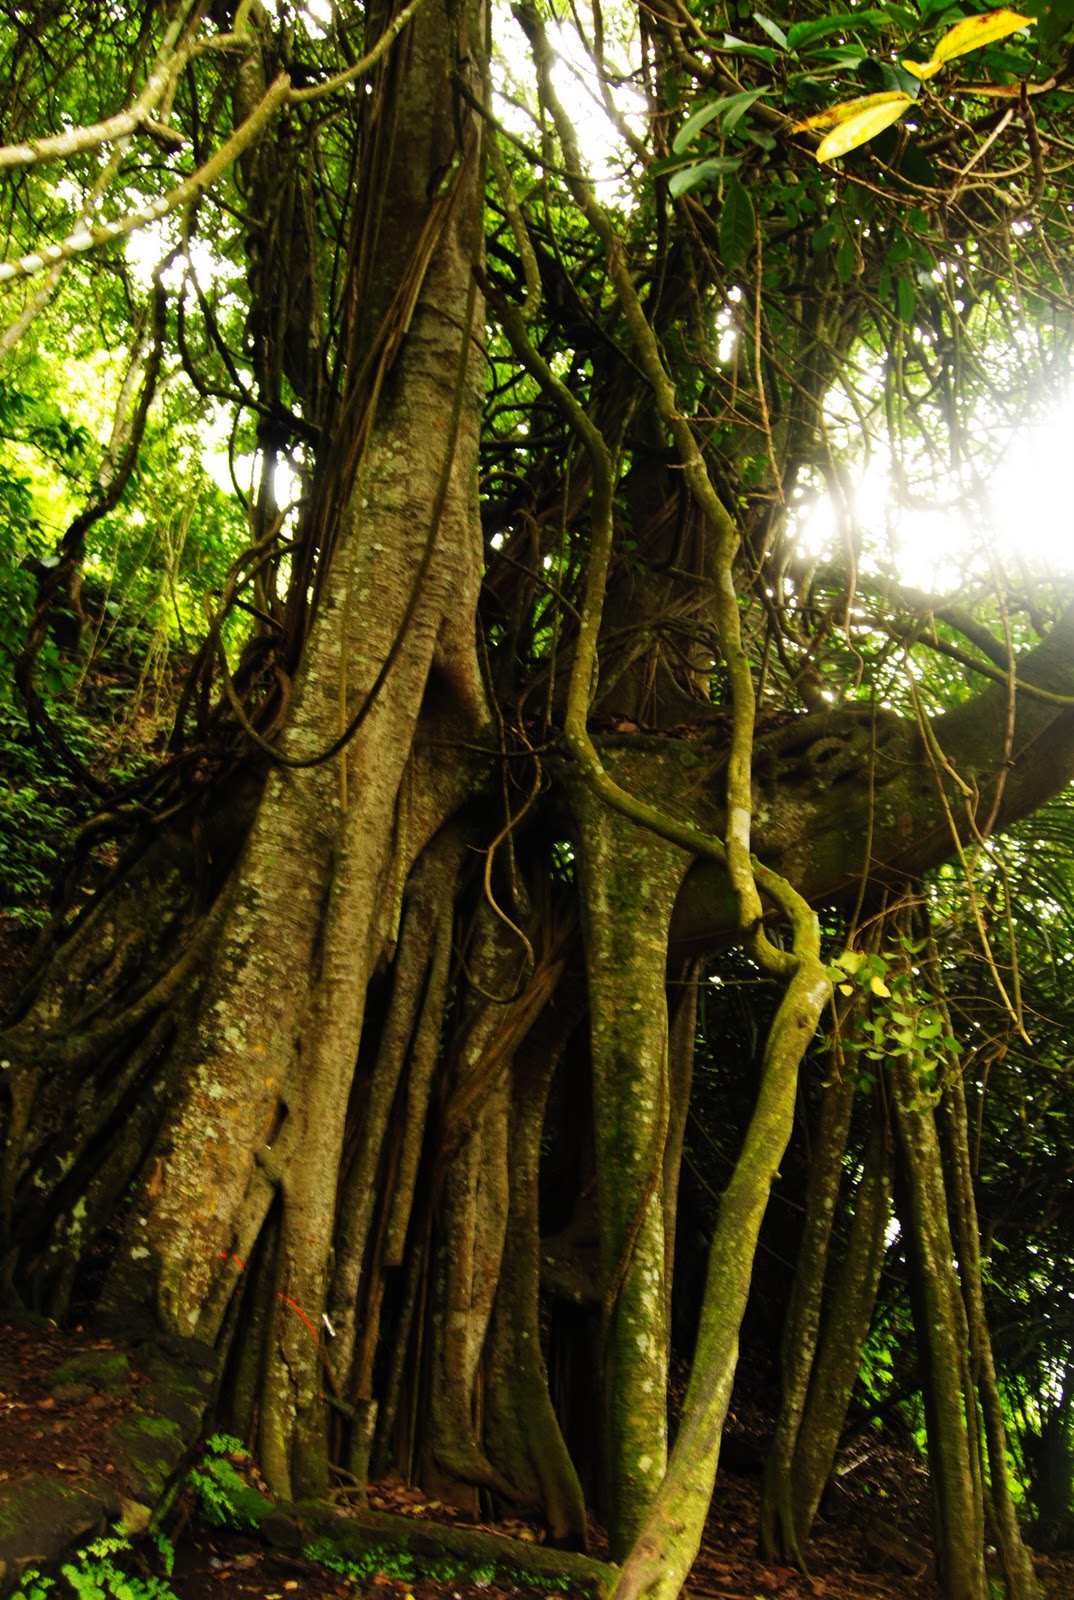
[5,1315,1074,1600]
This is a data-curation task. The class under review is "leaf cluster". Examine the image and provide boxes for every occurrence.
[828,943,960,1103]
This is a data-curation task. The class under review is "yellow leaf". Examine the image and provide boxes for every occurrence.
[869,975,892,998]
[900,56,945,79]
[814,95,913,161]
[957,74,1055,93]
[838,983,855,996]
[793,90,911,133]
[931,8,1036,65]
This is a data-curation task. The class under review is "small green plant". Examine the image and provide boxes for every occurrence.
[300,1538,574,1594]
[303,1541,417,1585]
[148,1533,174,1581]
[11,1570,54,1600]
[204,1431,248,1455]
[13,1537,179,1600]
[188,1434,259,1530]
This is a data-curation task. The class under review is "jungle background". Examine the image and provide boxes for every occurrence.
[3,0,1074,1597]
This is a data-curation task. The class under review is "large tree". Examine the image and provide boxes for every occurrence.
[2,1,1074,1597]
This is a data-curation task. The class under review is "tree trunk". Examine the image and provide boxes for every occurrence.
[894,1064,987,1600]
[483,973,590,1546]
[759,1068,856,1565]
[91,0,490,1502]
[940,1060,1040,1599]
[611,947,830,1600]
[571,783,691,1555]
[788,1102,893,1544]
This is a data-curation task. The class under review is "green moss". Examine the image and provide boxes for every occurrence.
[47,1353,129,1394]
[301,1538,573,1593]
[0,1475,109,1542]
[110,1415,185,1501]
[139,1416,180,1440]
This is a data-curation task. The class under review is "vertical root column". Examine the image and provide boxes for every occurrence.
[893,1062,987,1600]
[573,791,689,1557]
[612,942,830,1600]
[421,903,558,1508]
[783,1100,893,1546]
[483,980,589,1547]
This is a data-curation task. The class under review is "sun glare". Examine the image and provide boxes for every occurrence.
[491,0,645,202]
[795,380,1074,595]
[987,390,1074,580]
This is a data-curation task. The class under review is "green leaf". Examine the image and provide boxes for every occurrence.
[833,231,856,274]
[869,124,939,184]
[723,86,770,136]
[668,156,743,196]
[1039,0,1074,49]
[673,88,769,153]
[673,99,729,155]
[649,153,691,177]
[719,175,756,273]
[896,272,916,321]
[786,9,889,51]
[884,1,921,22]
[753,11,789,49]
[807,45,868,66]
[720,32,777,63]
[864,58,921,95]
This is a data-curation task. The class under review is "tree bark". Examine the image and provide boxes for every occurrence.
[759,1069,856,1565]
[611,948,830,1600]
[788,1104,893,1545]
[940,1061,1040,1599]
[893,1063,987,1600]
[572,784,690,1556]
[93,0,489,1502]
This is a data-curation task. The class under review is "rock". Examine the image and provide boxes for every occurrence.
[49,1383,96,1404]
[118,1498,152,1535]
[0,1473,121,1595]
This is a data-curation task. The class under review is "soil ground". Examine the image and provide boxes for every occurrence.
[4,1317,1074,1600]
